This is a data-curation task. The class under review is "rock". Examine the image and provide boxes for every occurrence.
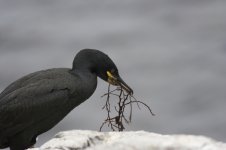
[29,130,226,150]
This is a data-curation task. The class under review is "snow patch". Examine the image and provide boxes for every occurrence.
[30,130,226,150]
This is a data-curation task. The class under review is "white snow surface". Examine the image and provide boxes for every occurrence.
[29,130,226,150]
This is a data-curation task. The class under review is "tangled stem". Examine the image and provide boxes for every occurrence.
[99,84,155,132]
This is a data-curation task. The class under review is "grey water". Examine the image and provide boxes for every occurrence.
[0,0,226,148]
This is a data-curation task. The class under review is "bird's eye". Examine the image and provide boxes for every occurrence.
[111,69,115,73]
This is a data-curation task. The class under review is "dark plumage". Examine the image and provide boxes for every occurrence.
[0,49,132,150]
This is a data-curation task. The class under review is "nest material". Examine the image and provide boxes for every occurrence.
[100,84,155,132]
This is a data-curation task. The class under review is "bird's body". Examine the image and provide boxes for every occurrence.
[0,49,132,150]
[0,68,97,149]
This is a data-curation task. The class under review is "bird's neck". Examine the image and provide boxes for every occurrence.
[70,68,97,100]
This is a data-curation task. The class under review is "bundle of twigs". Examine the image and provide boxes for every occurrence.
[99,84,155,132]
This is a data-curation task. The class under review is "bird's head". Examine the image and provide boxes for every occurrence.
[73,49,133,94]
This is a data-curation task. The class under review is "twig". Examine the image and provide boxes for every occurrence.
[99,84,155,132]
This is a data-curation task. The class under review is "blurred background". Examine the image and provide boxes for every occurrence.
[0,0,226,148]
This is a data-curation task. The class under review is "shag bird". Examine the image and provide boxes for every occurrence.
[0,49,133,150]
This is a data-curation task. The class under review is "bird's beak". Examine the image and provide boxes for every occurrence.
[107,71,133,95]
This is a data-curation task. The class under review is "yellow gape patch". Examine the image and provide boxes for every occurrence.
[107,71,117,85]
[107,71,114,79]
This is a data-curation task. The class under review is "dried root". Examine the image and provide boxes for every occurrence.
[99,84,155,132]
